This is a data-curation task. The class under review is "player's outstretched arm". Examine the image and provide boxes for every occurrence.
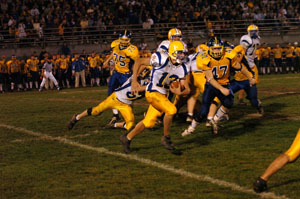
[102,53,113,68]
[131,57,150,93]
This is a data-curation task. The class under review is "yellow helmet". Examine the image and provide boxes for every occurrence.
[168,28,182,41]
[111,40,120,49]
[247,24,259,38]
[168,41,187,64]
[196,44,208,53]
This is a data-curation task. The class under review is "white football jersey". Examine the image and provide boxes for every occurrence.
[147,51,188,95]
[115,77,148,105]
[157,40,170,53]
[186,53,202,73]
[240,34,260,67]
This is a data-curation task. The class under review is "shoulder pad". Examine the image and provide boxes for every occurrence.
[225,50,237,60]
[240,35,252,48]
[233,45,244,54]
[150,51,168,68]
[157,40,170,53]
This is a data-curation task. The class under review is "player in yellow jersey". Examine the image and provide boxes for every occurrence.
[26,55,39,89]
[7,55,22,91]
[271,44,283,74]
[87,51,101,87]
[103,30,139,123]
[293,42,300,73]
[253,128,300,193]
[261,44,272,75]
[0,56,8,93]
[181,37,256,136]
[284,43,295,73]
[58,54,69,88]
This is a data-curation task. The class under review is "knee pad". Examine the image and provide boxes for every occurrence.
[87,108,93,116]
[125,121,135,131]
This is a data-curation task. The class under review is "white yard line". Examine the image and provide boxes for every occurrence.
[0,123,290,199]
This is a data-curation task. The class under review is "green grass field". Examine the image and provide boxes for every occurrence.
[1,74,299,199]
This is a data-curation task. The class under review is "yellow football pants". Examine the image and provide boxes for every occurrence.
[142,91,177,128]
[91,93,134,130]
[284,128,300,162]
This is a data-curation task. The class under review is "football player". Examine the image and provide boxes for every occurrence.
[120,41,190,153]
[157,28,183,53]
[26,55,40,89]
[103,30,139,124]
[181,37,256,136]
[271,44,283,74]
[294,42,300,73]
[131,28,185,94]
[58,54,69,88]
[7,55,22,91]
[68,65,151,131]
[88,51,101,87]
[284,43,295,73]
[0,56,8,93]
[253,128,300,193]
[206,44,264,134]
[238,24,260,104]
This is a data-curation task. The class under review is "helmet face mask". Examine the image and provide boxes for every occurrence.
[168,41,187,65]
[247,25,259,39]
[119,30,131,49]
[207,37,224,59]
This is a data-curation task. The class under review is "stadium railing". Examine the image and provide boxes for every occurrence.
[0,18,299,48]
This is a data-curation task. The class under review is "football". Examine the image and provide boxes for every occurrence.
[171,81,180,88]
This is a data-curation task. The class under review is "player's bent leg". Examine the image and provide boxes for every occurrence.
[118,105,135,131]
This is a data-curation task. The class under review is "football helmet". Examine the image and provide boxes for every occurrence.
[119,30,131,49]
[168,28,182,41]
[168,41,187,64]
[247,24,259,39]
[207,37,224,59]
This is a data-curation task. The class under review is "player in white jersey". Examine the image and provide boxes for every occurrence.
[67,66,150,131]
[120,41,190,153]
[157,28,183,53]
[238,24,261,104]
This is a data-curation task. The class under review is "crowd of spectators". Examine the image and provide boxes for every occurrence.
[0,0,300,43]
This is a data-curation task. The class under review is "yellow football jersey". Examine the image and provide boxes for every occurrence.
[255,48,263,61]
[0,59,8,73]
[7,60,21,73]
[272,48,283,59]
[285,46,295,58]
[196,50,237,85]
[26,59,39,72]
[58,58,69,70]
[261,47,271,58]
[295,47,300,57]
[112,44,139,74]
[88,56,99,68]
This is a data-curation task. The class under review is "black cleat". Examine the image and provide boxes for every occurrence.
[105,118,116,129]
[120,134,131,154]
[161,136,175,150]
[68,115,78,130]
[253,177,267,193]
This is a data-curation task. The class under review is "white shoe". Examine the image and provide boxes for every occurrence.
[209,119,218,134]
[181,126,195,137]
[205,119,211,127]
